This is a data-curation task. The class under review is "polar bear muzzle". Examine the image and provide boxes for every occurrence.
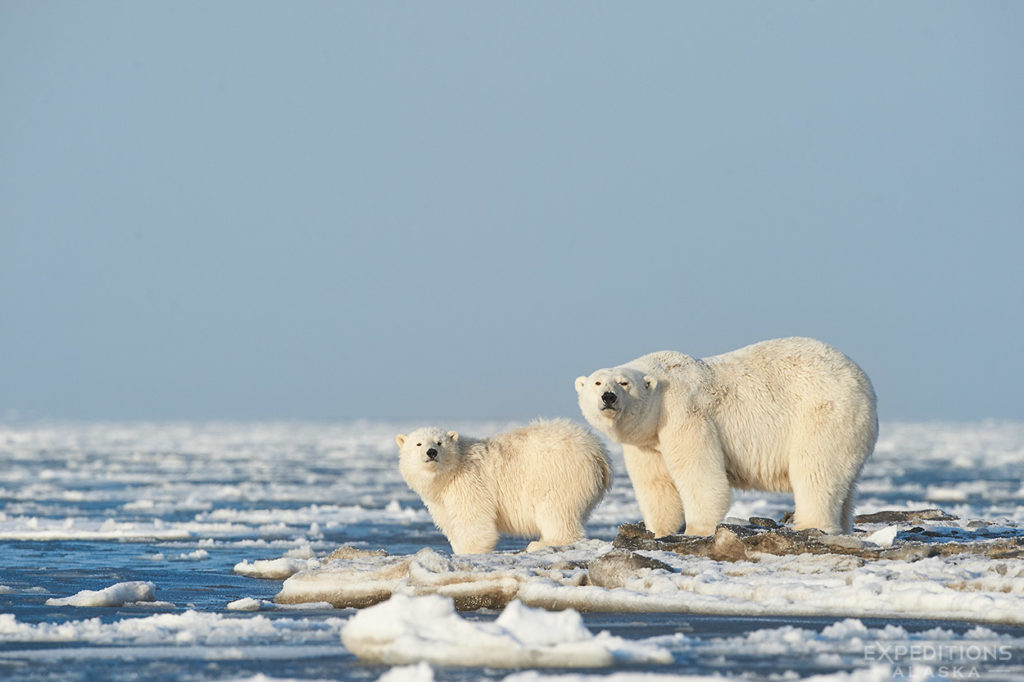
[601,391,618,410]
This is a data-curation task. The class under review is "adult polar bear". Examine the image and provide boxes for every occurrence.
[575,337,877,537]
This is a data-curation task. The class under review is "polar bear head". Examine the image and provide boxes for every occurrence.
[575,366,660,445]
[395,427,461,489]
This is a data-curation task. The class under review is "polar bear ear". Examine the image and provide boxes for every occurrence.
[447,430,459,442]
[574,376,587,392]
[395,434,406,448]
[643,375,657,390]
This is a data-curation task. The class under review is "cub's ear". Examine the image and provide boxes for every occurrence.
[643,375,657,390]
[446,430,459,442]
[574,376,587,392]
[395,434,406,448]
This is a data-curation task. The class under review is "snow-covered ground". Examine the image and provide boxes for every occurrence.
[1,420,1023,680]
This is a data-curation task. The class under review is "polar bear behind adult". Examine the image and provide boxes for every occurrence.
[395,419,612,554]
[575,337,877,537]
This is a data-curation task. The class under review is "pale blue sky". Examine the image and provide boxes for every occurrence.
[2,2,1022,421]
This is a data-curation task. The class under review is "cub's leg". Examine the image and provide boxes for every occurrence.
[527,506,585,551]
[445,509,500,554]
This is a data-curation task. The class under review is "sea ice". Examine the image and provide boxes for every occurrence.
[226,598,335,612]
[864,525,898,547]
[45,581,157,607]
[377,663,435,682]
[274,531,1024,624]
[0,610,347,646]
[496,670,895,682]
[341,593,672,667]
[4,420,1024,679]
[235,556,321,580]
[226,597,263,611]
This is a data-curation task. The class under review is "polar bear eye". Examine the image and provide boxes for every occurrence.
[595,381,602,386]
[618,381,629,388]
[415,443,422,447]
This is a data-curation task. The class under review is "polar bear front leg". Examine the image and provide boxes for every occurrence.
[622,444,684,537]
[660,418,731,536]
[444,509,500,554]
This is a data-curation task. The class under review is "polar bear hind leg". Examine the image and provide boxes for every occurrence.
[790,468,847,534]
[788,436,862,534]
[840,488,857,534]
[527,506,586,551]
[789,407,874,534]
[837,455,870,533]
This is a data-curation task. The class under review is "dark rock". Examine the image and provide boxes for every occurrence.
[748,517,779,529]
[718,523,760,538]
[588,549,674,589]
[611,511,1024,562]
[878,545,936,561]
[616,521,656,541]
[709,526,749,561]
[854,509,958,524]
[548,559,589,571]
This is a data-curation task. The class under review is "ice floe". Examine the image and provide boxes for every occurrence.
[364,612,1024,679]
[341,594,672,667]
[269,510,1024,625]
[0,609,347,646]
[864,525,898,547]
[45,581,159,608]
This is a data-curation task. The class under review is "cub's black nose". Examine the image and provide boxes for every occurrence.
[601,391,617,406]
[426,448,438,460]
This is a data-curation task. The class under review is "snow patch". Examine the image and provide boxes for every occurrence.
[235,556,321,580]
[226,597,262,611]
[45,581,157,607]
[275,539,1024,625]
[377,663,435,682]
[864,525,898,547]
[0,609,347,645]
[341,594,672,667]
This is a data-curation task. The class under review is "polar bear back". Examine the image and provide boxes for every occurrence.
[462,419,611,534]
[700,337,876,490]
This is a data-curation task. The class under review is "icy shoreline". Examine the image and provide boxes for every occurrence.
[261,510,1024,626]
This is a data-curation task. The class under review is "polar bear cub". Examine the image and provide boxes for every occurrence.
[575,337,877,537]
[395,419,612,554]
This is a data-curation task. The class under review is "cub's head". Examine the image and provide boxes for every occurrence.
[574,366,659,443]
[394,427,460,486]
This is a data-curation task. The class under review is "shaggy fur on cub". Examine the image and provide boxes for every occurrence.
[395,419,612,554]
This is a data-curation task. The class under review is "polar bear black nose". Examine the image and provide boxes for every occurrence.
[426,448,438,460]
[601,391,617,406]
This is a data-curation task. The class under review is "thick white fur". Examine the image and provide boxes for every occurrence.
[575,337,877,537]
[395,419,612,554]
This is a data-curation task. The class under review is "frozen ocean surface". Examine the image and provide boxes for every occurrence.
[1,420,1023,681]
